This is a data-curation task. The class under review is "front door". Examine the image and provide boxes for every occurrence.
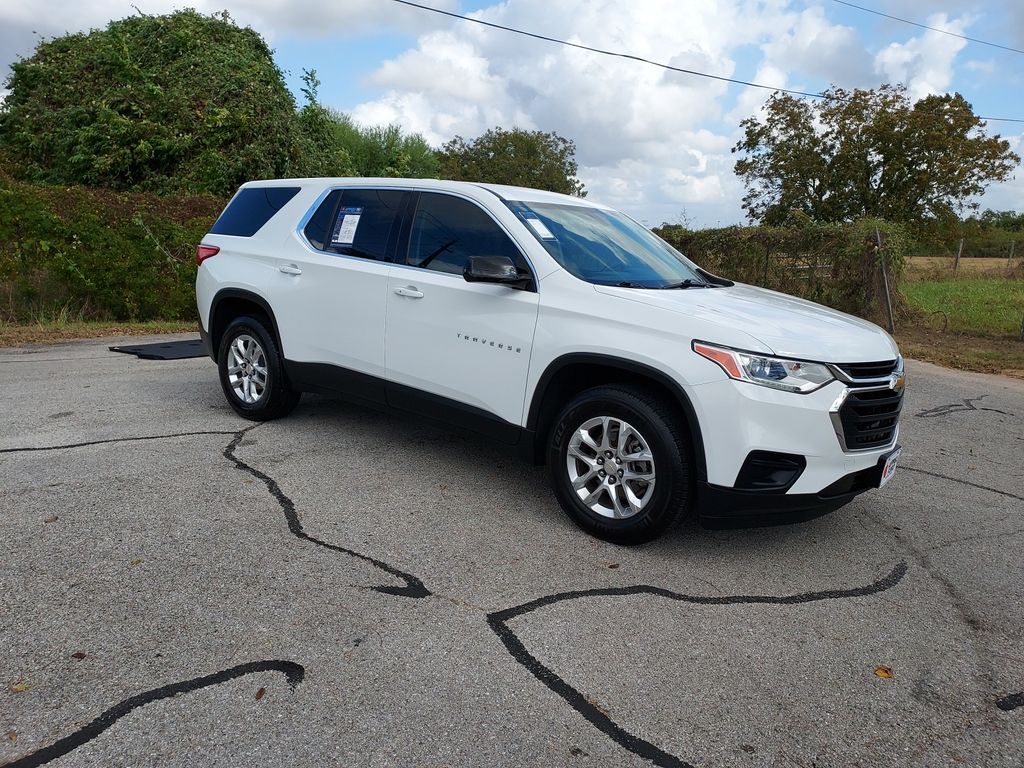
[384,192,540,438]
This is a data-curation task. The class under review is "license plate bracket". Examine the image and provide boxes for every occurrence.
[878,446,901,488]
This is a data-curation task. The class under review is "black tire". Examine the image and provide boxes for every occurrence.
[547,385,693,544]
[217,315,301,421]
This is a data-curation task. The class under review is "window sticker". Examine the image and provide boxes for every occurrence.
[523,212,556,240]
[331,206,364,245]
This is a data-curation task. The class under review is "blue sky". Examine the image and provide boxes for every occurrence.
[2,0,1022,226]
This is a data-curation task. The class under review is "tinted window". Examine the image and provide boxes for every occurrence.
[302,190,342,250]
[304,188,404,261]
[407,193,528,277]
[210,187,300,237]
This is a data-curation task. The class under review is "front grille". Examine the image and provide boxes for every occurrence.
[834,360,898,380]
[837,387,903,450]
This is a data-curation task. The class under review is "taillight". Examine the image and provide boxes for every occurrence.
[196,244,220,265]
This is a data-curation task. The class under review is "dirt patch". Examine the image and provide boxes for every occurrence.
[894,324,1024,379]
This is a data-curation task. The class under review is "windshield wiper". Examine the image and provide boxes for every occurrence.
[614,279,712,289]
[660,279,713,289]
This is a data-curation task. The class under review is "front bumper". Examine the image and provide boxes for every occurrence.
[697,448,898,527]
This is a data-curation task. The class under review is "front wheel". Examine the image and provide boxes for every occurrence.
[217,316,300,421]
[547,385,694,544]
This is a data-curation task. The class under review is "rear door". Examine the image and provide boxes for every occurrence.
[384,191,540,437]
[274,187,408,403]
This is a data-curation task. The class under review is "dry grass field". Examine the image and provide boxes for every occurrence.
[906,255,1019,280]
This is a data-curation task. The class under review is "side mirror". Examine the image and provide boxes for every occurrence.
[463,255,525,286]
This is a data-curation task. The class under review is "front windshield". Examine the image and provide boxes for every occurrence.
[505,200,706,288]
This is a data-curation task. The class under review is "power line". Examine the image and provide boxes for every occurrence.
[392,0,826,99]
[831,0,1024,56]
[390,0,1024,124]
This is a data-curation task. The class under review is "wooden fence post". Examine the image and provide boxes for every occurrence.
[954,238,964,273]
[876,226,895,334]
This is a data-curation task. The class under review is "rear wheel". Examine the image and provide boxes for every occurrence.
[547,385,693,544]
[217,316,300,421]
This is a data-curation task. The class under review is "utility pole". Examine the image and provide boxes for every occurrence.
[954,238,964,273]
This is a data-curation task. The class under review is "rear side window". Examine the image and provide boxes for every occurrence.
[406,192,528,277]
[303,188,405,262]
[209,187,301,237]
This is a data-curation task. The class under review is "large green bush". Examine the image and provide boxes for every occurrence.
[654,219,908,321]
[0,10,304,195]
[0,176,221,321]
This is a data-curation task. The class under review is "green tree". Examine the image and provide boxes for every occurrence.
[0,10,305,195]
[975,209,1024,232]
[438,127,586,196]
[330,113,438,178]
[732,85,1019,225]
[294,70,354,177]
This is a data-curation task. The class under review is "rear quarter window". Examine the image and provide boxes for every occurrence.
[209,187,301,237]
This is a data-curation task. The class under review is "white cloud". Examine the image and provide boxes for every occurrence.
[347,0,882,225]
[873,12,969,100]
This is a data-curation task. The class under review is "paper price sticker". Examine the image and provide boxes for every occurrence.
[523,214,556,240]
[331,207,364,245]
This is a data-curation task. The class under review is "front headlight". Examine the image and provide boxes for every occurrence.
[693,341,835,394]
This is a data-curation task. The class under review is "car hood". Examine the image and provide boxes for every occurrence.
[593,282,898,363]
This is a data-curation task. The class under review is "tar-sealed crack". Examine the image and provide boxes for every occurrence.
[486,561,909,768]
[0,431,238,454]
[223,426,430,599]
[997,692,1024,712]
[901,465,1024,503]
[5,661,304,768]
[915,395,1010,419]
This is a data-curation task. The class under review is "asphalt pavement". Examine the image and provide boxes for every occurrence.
[2,334,1022,768]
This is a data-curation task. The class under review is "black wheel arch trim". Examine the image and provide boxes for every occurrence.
[526,353,708,482]
[209,288,284,360]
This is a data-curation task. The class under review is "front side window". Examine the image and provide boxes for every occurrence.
[407,192,529,278]
[303,188,405,261]
[505,200,707,289]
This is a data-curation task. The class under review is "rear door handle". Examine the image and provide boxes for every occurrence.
[393,285,424,298]
[279,264,302,276]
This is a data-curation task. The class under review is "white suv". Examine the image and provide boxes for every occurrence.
[196,178,904,543]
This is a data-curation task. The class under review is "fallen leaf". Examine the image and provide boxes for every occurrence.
[874,665,894,679]
[569,746,588,757]
[44,515,58,523]
[608,563,620,569]
[5,730,16,743]
[255,687,266,701]
[130,558,143,566]
[9,679,30,694]
[71,652,86,660]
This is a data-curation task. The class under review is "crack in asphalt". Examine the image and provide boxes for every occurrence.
[486,561,909,768]
[901,465,1024,503]
[4,660,305,768]
[223,426,431,599]
[915,395,1010,419]
[0,431,239,454]
[997,692,1024,712]
[5,406,1021,766]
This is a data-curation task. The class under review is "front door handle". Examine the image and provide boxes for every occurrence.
[393,285,424,298]
[279,264,302,276]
